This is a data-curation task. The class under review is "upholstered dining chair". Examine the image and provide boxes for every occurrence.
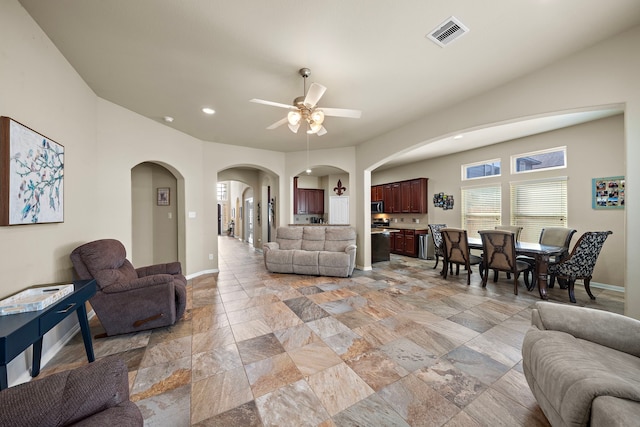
[547,231,612,303]
[479,230,532,295]
[492,225,524,280]
[495,225,523,241]
[428,224,447,271]
[70,239,188,337]
[519,227,577,288]
[440,228,482,285]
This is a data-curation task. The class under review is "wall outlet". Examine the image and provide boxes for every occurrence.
[208,254,214,260]
[400,218,404,222]
[413,218,419,223]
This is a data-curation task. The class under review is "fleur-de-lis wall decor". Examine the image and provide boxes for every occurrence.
[334,179,346,196]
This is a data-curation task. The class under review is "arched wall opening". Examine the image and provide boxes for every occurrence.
[131,161,185,269]
[217,165,280,263]
[360,106,625,289]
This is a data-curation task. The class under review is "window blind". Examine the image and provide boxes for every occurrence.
[510,177,568,243]
[461,185,501,238]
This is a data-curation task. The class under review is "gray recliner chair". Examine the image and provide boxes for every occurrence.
[70,239,187,337]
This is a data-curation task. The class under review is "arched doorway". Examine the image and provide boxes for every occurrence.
[131,162,179,266]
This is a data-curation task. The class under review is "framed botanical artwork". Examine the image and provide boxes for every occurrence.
[592,176,624,209]
[157,187,170,206]
[0,117,64,225]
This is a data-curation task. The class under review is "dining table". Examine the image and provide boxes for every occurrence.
[467,237,567,300]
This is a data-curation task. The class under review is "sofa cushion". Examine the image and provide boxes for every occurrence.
[324,227,356,252]
[523,326,640,426]
[318,252,350,277]
[293,250,319,275]
[276,227,303,250]
[302,227,326,251]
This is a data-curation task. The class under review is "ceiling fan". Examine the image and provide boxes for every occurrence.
[250,68,362,136]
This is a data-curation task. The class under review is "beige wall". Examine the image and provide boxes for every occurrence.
[373,115,625,286]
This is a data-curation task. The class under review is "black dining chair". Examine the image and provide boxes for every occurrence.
[428,224,447,271]
[440,228,482,285]
[547,231,612,303]
[519,227,577,288]
[479,230,532,295]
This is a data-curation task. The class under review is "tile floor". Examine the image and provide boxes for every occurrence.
[40,236,624,426]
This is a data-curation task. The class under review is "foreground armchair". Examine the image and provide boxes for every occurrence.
[522,302,640,426]
[0,356,142,427]
[71,239,187,336]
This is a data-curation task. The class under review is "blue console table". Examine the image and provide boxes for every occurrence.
[0,279,96,389]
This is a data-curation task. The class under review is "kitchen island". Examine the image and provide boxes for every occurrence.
[371,228,399,263]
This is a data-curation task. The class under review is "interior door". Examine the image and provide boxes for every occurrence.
[329,196,349,224]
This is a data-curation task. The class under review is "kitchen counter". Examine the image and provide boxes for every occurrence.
[380,223,430,231]
[371,228,400,234]
[287,224,351,227]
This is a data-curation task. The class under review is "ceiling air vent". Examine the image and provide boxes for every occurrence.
[427,16,469,47]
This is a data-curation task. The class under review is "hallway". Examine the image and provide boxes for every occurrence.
[40,236,624,426]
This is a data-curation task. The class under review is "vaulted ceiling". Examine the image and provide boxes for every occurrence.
[19,0,640,160]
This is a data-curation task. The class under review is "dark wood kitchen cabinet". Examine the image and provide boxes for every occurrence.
[408,178,428,213]
[390,229,427,257]
[294,177,324,215]
[295,188,324,215]
[371,185,384,201]
[376,178,428,214]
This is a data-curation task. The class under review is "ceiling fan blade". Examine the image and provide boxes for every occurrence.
[266,117,288,130]
[321,107,362,118]
[303,83,327,108]
[250,98,295,110]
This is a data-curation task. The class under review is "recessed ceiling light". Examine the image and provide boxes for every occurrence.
[202,107,215,115]
[163,116,174,123]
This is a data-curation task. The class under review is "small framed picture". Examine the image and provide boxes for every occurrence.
[157,187,170,206]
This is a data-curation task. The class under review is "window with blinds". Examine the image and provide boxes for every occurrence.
[510,177,568,243]
[461,185,501,238]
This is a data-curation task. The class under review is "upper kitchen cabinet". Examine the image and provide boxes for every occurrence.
[375,178,428,214]
[408,178,428,213]
[295,188,325,215]
[294,177,325,215]
[371,185,384,201]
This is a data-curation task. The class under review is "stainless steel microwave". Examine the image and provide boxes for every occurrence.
[371,200,384,213]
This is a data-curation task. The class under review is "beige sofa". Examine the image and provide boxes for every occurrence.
[263,226,357,277]
[522,302,640,426]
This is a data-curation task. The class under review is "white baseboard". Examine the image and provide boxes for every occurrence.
[186,269,219,280]
[590,282,625,293]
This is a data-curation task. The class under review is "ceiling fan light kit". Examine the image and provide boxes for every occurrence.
[250,68,361,136]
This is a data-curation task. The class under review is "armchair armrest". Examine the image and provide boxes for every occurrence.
[102,274,175,294]
[532,302,640,357]
[136,261,182,277]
